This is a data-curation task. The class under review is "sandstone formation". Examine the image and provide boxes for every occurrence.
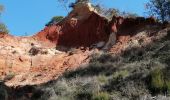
[35,2,109,47]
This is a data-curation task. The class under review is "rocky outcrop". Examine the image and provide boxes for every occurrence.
[35,2,162,48]
[35,3,109,47]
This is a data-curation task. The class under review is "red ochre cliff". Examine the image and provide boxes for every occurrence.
[34,3,159,48]
[35,3,109,47]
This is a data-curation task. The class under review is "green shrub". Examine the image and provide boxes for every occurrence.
[166,81,170,95]
[46,16,64,26]
[92,92,110,100]
[4,72,15,81]
[112,70,129,79]
[97,75,108,84]
[150,68,164,91]
[149,68,170,94]
[0,23,8,33]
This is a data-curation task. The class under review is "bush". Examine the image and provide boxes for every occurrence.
[0,23,8,33]
[92,92,110,100]
[46,16,64,26]
[146,0,170,21]
[4,72,15,81]
[150,68,165,94]
[97,75,108,84]
[149,68,170,95]
[112,70,129,79]
[29,47,40,56]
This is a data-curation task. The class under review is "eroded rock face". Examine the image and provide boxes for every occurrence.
[34,2,161,48]
[35,3,109,47]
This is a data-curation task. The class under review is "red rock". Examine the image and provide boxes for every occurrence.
[35,12,109,47]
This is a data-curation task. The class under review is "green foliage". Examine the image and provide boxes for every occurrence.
[166,81,170,94]
[46,16,64,26]
[112,70,129,79]
[149,68,170,95]
[23,32,170,99]
[92,92,110,100]
[146,0,170,21]
[0,5,8,34]
[4,72,15,81]
[150,68,165,91]
[97,75,108,84]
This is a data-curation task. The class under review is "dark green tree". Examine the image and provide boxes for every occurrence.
[0,4,8,33]
[0,23,8,33]
[146,0,170,21]
[46,16,64,26]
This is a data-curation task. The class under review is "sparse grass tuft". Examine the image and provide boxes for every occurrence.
[112,70,129,79]
[150,68,165,94]
[4,72,15,81]
[149,68,170,95]
[97,75,108,84]
[92,92,110,100]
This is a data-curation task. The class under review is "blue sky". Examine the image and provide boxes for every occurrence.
[0,0,149,36]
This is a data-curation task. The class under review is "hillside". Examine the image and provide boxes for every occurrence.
[0,2,170,100]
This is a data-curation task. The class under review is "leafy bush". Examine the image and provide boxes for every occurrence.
[150,68,165,93]
[4,72,15,81]
[112,70,129,79]
[0,23,8,33]
[149,68,170,95]
[46,16,64,26]
[97,75,108,84]
[146,0,170,21]
[0,5,8,34]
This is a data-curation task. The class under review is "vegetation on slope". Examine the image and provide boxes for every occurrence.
[22,29,170,100]
[46,16,64,26]
[0,4,9,34]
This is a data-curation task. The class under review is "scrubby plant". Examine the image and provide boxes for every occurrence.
[92,92,110,100]
[46,16,64,26]
[164,68,170,95]
[150,68,165,94]
[112,70,129,79]
[29,47,40,56]
[0,23,9,33]
[148,68,170,95]
[0,5,9,34]
[97,75,108,84]
[146,0,170,22]
[4,72,15,81]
